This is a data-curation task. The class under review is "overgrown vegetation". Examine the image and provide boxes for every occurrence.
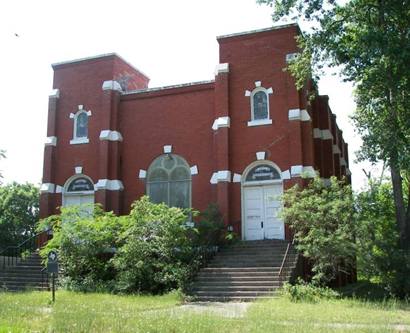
[38,197,229,294]
[282,279,340,303]
[0,290,409,333]
[281,176,356,285]
[0,182,39,251]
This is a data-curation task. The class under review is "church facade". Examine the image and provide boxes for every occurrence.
[40,23,351,241]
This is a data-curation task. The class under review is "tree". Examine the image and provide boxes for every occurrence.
[356,179,410,297]
[0,182,40,250]
[281,177,356,285]
[257,0,410,248]
[0,150,5,184]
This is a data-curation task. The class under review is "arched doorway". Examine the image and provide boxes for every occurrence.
[241,161,284,240]
[63,175,95,209]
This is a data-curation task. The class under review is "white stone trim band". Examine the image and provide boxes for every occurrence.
[313,128,333,140]
[49,89,60,99]
[190,165,198,175]
[215,63,229,75]
[333,145,342,154]
[163,145,172,153]
[256,152,266,160]
[45,136,57,147]
[210,170,231,184]
[102,80,122,92]
[95,179,124,191]
[40,183,55,193]
[212,116,230,130]
[99,130,123,142]
[290,165,316,178]
[288,109,311,122]
[139,170,147,179]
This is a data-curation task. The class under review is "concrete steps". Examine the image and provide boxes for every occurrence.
[0,252,49,292]
[189,240,298,302]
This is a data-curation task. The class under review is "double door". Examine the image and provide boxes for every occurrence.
[244,185,284,240]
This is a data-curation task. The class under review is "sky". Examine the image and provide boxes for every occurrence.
[0,0,380,191]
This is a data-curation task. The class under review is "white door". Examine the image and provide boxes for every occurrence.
[244,185,284,240]
[63,194,94,216]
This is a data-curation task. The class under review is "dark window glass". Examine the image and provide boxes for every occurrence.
[253,91,268,120]
[76,112,88,138]
[67,177,94,192]
[146,154,191,209]
[245,165,281,182]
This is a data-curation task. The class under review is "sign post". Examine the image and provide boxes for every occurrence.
[47,251,58,302]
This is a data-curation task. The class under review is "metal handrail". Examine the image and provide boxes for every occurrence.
[1,230,48,270]
[278,237,295,286]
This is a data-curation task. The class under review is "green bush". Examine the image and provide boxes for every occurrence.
[38,197,227,294]
[283,279,340,303]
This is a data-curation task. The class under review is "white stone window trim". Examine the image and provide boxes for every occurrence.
[246,85,273,127]
[69,105,91,145]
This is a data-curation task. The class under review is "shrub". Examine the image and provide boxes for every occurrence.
[283,279,340,303]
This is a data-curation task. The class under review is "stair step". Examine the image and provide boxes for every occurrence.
[191,295,276,302]
[192,290,276,297]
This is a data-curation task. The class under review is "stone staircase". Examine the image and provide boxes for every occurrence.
[190,240,298,302]
[0,252,49,292]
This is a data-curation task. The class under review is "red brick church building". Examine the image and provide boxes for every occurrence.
[40,23,351,241]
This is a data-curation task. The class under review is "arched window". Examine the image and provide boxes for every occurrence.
[70,106,91,144]
[253,91,268,120]
[146,154,191,209]
[245,164,281,183]
[75,112,88,138]
[63,175,95,210]
[247,86,272,127]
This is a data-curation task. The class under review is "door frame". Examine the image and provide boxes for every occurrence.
[241,160,283,241]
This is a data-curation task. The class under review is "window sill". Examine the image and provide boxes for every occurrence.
[70,138,89,145]
[247,119,273,127]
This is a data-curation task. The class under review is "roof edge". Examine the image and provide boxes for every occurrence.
[217,22,299,41]
[52,53,150,80]
[123,80,215,95]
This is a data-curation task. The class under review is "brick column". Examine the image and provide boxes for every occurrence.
[213,64,230,224]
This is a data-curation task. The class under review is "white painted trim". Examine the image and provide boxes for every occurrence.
[212,116,230,130]
[233,173,242,183]
[267,87,273,94]
[217,170,231,182]
[313,128,322,139]
[40,183,55,193]
[95,179,124,191]
[245,90,251,97]
[340,158,347,166]
[247,119,272,127]
[69,113,75,119]
[45,136,57,147]
[55,185,63,193]
[254,81,261,87]
[290,165,303,177]
[210,172,218,184]
[75,166,83,174]
[302,166,316,178]
[214,63,229,75]
[333,145,341,154]
[99,130,123,142]
[286,53,299,63]
[102,80,122,92]
[163,145,172,154]
[322,130,333,140]
[282,170,291,180]
[288,109,311,122]
[78,105,83,110]
[49,89,60,99]
[301,109,311,121]
[139,169,147,179]
[70,137,89,145]
[256,151,265,160]
[190,165,198,175]
[346,168,352,176]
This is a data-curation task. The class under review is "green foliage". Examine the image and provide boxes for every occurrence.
[113,197,196,294]
[356,180,410,298]
[283,278,340,303]
[0,182,39,251]
[39,197,227,294]
[282,177,356,285]
[258,0,410,247]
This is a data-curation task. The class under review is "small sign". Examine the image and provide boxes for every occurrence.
[47,251,59,274]
[48,251,58,262]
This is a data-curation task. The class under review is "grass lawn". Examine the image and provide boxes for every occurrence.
[0,289,409,333]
